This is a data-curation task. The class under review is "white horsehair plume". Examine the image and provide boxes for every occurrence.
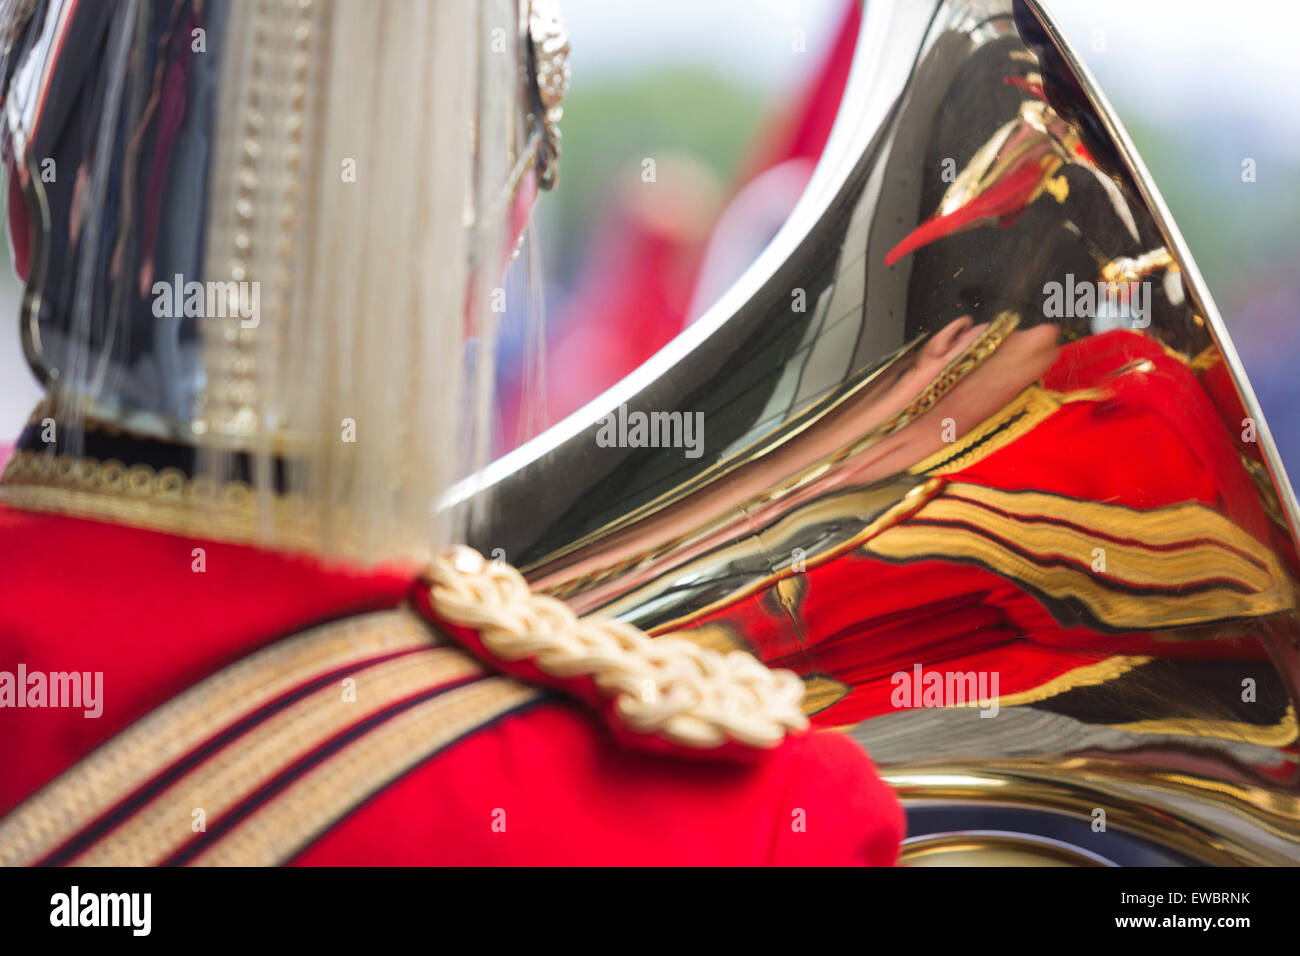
[186,0,522,566]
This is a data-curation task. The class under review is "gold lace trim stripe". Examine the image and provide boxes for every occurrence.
[1112,704,1298,748]
[826,663,1298,747]
[948,481,1281,560]
[72,646,483,866]
[864,488,1294,631]
[994,655,1152,707]
[909,383,1118,478]
[909,385,1062,476]
[0,610,436,866]
[0,449,319,550]
[189,677,539,865]
[916,495,1277,592]
[866,523,1290,630]
[1189,344,1222,372]
[823,656,1154,733]
[801,675,853,716]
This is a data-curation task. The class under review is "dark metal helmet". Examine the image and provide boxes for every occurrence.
[0,0,567,561]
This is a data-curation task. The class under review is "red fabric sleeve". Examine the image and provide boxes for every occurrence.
[292,699,903,866]
[0,506,412,817]
[0,505,904,864]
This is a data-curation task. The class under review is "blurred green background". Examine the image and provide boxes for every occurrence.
[529,0,1300,473]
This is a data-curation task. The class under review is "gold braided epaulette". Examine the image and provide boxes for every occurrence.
[424,547,809,751]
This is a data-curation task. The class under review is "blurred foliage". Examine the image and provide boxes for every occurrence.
[541,67,765,278]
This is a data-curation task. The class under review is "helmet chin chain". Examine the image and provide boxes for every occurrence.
[425,547,809,750]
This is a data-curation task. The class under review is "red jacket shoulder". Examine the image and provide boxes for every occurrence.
[293,699,902,866]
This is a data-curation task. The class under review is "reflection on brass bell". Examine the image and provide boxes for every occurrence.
[464,0,1300,865]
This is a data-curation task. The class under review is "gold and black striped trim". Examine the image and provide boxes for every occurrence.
[909,385,1062,476]
[188,677,539,866]
[908,383,1112,477]
[864,482,1295,631]
[994,655,1153,707]
[69,646,485,866]
[0,449,321,550]
[0,609,451,866]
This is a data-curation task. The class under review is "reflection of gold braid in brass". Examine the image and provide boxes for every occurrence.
[862,310,1020,449]
[426,547,809,750]
[540,314,1019,601]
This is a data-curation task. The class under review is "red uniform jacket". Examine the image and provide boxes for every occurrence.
[0,504,902,865]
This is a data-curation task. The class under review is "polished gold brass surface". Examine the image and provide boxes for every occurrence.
[464,0,1300,865]
[900,832,1110,867]
[884,760,1300,866]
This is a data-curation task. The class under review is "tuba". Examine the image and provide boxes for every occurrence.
[460,0,1300,865]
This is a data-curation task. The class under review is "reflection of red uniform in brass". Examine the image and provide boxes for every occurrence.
[674,330,1297,745]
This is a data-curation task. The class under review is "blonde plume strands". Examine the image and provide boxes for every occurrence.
[463,0,518,541]
[191,0,517,565]
[516,218,550,448]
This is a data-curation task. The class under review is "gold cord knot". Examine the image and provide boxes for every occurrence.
[426,546,809,749]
